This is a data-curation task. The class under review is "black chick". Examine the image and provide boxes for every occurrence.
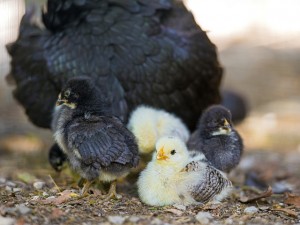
[48,143,66,172]
[187,105,243,172]
[6,0,222,130]
[52,76,139,198]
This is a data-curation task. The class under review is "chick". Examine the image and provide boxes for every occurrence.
[52,76,139,198]
[137,136,232,206]
[127,106,190,154]
[188,105,243,172]
[48,143,66,172]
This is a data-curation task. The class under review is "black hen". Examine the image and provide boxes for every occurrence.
[7,0,222,130]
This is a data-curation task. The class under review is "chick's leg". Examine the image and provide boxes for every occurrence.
[100,180,122,200]
[80,180,94,196]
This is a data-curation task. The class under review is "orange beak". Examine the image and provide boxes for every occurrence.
[156,147,169,161]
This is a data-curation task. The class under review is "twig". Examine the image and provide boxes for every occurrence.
[240,186,273,203]
[48,174,61,193]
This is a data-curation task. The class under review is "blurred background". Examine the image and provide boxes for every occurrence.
[0,0,300,180]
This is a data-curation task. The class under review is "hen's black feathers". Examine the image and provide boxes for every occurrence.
[7,0,222,129]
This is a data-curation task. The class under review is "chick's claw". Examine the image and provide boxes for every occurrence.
[100,181,122,201]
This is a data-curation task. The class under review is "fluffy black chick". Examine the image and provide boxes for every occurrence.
[52,76,139,198]
[187,105,243,173]
[48,143,66,172]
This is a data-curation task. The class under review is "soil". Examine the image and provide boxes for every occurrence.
[0,135,300,225]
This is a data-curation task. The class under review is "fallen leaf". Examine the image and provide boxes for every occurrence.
[285,193,300,208]
[272,208,298,218]
[42,190,79,205]
[164,208,183,216]
[240,186,273,203]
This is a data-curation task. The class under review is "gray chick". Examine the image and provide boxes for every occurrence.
[52,76,139,199]
[187,105,243,172]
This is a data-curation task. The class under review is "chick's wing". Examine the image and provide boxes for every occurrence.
[66,116,139,167]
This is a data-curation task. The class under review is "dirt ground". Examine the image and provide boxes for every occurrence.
[1,1,300,225]
[0,143,300,225]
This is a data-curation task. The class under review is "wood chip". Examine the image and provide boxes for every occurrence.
[240,186,273,203]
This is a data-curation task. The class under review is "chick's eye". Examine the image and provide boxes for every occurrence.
[170,150,176,155]
[64,90,71,97]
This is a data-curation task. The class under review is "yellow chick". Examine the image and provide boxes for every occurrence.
[137,136,232,206]
[127,106,190,154]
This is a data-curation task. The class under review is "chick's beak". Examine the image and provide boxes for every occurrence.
[156,147,169,161]
[224,119,229,127]
[56,93,66,106]
[222,119,232,132]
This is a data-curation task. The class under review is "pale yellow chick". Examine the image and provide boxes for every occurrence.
[137,136,232,206]
[127,106,190,154]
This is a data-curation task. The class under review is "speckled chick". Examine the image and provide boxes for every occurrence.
[188,105,243,172]
[127,105,190,154]
[137,136,232,206]
[52,76,139,198]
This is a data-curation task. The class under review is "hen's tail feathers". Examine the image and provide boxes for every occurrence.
[6,4,58,128]
[221,90,249,124]
[42,0,171,32]
[42,0,89,32]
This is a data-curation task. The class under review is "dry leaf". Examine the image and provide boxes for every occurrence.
[285,193,300,208]
[165,208,183,216]
[42,190,79,205]
[272,208,298,218]
[240,186,273,203]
